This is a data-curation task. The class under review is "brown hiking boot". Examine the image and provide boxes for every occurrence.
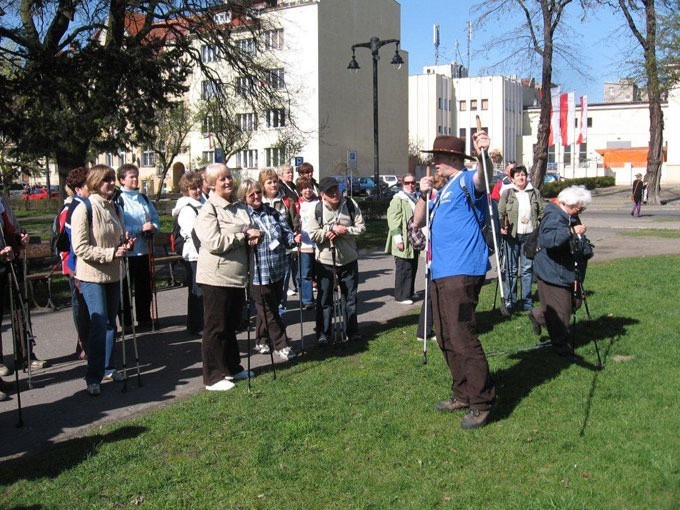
[435,397,469,412]
[461,408,492,429]
[527,309,542,336]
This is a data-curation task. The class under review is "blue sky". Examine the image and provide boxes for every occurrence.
[398,0,639,103]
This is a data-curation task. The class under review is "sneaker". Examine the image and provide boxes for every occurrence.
[286,289,297,296]
[527,310,542,336]
[461,408,492,429]
[0,363,9,377]
[103,371,125,382]
[317,335,329,345]
[435,397,469,413]
[205,379,235,391]
[86,383,101,396]
[254,343,271,355]
[302,302,315,310]
[27,359,48,370]
[396,299,414,305]
[417,336,437,343]
[275,347,297,360]
[226,370,254,381]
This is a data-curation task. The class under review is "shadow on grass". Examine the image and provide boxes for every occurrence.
[0,425,147,488]
[492,315,638,424]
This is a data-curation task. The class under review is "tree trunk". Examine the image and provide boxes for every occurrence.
[55,149,88,200]
[644,1,664,205]
[530,22,554,192]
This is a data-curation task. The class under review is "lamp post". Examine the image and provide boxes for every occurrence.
[348,36,403,197]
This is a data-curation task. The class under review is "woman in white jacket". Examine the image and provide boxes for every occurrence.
[171,172,204,335]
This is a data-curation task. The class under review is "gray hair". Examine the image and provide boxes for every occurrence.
[558,185,592,208]
[204,163,229,186]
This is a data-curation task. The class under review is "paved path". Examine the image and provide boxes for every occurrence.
[1,185,678,460]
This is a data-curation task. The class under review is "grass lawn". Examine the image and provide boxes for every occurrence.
[619,228,680,239]
[2,260,678,508]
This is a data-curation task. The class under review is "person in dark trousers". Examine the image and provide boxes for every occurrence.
[414,133,497,430]
[307,177,366,344]
[631,173,644,217]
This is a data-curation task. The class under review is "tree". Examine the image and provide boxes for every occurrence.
[0,1,289,195]
[475,0,589,189]
[143,101,194,200]
[194,98,254,164]
[611,0,671,204]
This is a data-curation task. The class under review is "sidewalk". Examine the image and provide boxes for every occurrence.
[1,187,678,461]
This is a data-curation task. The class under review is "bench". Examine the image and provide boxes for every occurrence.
[22,242,65,310]
[150,232,185,287]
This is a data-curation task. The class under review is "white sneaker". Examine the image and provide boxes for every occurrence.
[275,347,297,360]
[254,343,271,354]
[396,299,414,305]
[226,370,254,381]
[286,289,297,296]
[205,379,235,391]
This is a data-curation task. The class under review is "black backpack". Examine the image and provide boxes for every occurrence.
[171,204,198,255]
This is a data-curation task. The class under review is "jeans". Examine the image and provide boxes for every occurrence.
[315,260,359,339]
[503,234,534,309]
[300,252,315,305]
[80,280,120,385]
[69,276,90,355]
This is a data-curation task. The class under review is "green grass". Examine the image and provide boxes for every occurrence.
[2,255,678,508]
[619,228,680,239]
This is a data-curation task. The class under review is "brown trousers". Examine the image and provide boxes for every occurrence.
[251,279,289,351]
[430,275,496,411]
[534,278,580,349]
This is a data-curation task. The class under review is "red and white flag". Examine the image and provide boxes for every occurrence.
[577,95,588,144]
[549,87,561,147]
[560,92,575,147]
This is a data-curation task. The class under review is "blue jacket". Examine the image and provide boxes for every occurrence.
[533,202,587,287]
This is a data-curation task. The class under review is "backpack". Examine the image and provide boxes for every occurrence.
[459,180,495,255]
[171,204,198,255]
[52,197,90,255]
[314,198,356,227]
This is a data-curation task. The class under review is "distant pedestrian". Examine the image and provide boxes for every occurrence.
[385,173,420,304]
[631,173,644,217]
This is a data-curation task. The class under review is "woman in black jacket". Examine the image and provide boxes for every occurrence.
[528,186,592,358]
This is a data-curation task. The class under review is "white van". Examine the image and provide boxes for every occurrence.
[380,174,398,186]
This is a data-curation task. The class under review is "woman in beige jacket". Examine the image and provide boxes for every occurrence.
[71,165,134,396]
[194,163,260,391]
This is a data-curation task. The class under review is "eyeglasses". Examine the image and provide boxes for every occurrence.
[403,181,416,185]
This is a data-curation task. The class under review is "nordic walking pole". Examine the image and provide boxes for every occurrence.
[422,164,431,365]
[330,240,345,343]
[245,245,252,392]
[7,259,24,427]
[20,239,33,384]
[145,230,159,331]
[475,115,507,316]
[118,254,129,393]
[124,252,142,387]
[297,244,304,355]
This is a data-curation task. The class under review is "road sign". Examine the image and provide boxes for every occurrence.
[347,151,357,171]
[294,156,303,167]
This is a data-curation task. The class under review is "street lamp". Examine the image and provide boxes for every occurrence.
[347,36,403,197]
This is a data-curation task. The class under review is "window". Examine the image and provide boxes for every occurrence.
[547,144,555,164]
[265,147,284,167]
[237,38,255,55]
[265,108,286,128]
[265,68,285,90]
[201,45,220,63]
[105,153,114,167]
[438,125,442,134]
[236,149,258,168]
[263,29,284,50]
[202,151,215,164]
[564,144,571,165]
[214,11,232,24]
[118,152,126,165]
[459,128,466,141]
[587,117,592,128]
[459,100,467,111]
[470,99,478,111]
[481,99,489,110]
[142,149,155,167]
[438,98,442,110]
[202,116,214,134]
[236,76,255,96]
[202,80,219,99]
[579,143,588,164]
[236,113,257,131]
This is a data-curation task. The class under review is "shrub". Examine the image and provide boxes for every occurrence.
[542,176,615,197]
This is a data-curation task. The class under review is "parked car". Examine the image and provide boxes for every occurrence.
[329,175,361,195]
[380,174,398,187]
[544,172,563,183]
[26,186,60,200]
[358,176,388,196]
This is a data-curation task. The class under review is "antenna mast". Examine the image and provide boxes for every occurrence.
[433,24,440,65]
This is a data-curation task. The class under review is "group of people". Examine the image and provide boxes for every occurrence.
[2,138,595,429]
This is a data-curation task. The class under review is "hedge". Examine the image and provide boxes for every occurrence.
[541,176,615,198]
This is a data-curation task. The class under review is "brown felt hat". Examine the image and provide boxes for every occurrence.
[421,136,476,160]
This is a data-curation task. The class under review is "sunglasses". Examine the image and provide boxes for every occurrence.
[403,180,416,185]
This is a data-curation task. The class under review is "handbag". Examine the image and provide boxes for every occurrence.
[406,216,426,251]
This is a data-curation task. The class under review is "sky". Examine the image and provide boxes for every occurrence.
[398,0,641,103]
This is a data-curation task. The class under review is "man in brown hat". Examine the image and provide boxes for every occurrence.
[413,132,497,429]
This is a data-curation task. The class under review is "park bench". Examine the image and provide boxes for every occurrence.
[22,241,65,310]
[150,232,185,288]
